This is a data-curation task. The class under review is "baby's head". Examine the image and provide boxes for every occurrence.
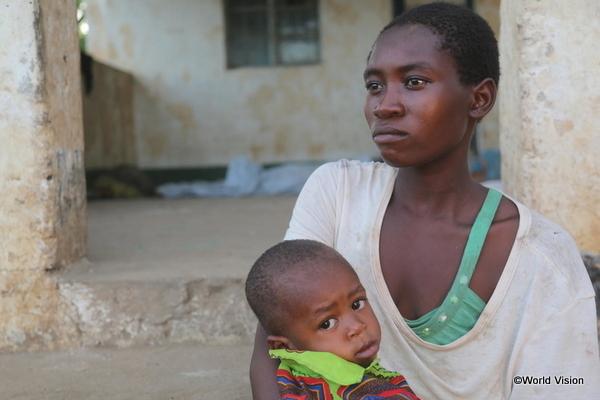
[245,240,381,367]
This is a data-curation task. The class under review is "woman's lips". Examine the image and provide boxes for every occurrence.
[372,126,408,144]
[355,340,380,360]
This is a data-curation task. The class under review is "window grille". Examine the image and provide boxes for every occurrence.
[225,0,320,68]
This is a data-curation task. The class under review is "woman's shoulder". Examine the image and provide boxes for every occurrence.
[499,193,578,252]
[513,201,593,298]
[312,159,397,182]
[521,205,579,254]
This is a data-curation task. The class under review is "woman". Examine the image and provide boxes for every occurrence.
[250,3,600,399]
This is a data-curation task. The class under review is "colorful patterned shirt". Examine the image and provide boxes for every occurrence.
[270,349,420,400]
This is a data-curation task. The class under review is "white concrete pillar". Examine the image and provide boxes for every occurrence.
[499,0,600,252]
[0,0,85,351]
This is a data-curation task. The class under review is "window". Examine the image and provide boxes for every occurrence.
[394,0,473,16]
[225,0,320,68]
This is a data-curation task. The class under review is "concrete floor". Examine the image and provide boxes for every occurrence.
[64,196,298,283]
[0,344,253,400]
[0,195,298,400]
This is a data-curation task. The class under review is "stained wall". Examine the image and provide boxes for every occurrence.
[84,0,392,168]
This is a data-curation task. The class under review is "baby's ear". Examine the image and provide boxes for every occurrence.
[267,335,292,350]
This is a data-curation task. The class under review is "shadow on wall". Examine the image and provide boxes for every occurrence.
[81,53,136,171]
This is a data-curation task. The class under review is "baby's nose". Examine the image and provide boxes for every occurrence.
[346,316,367,339]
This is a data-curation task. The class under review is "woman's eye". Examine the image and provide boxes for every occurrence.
[320,318,337,330]
[406,78,426,87]
[352,299,366,310]
[365,82,382,92]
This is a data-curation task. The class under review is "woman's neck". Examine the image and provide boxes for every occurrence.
[391,163,486,221]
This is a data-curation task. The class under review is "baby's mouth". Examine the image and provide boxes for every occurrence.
[355,340,379,361]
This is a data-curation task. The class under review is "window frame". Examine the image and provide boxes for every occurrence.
[224,0,321,69]
[394,0,473,16]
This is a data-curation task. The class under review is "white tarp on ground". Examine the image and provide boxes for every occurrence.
[156,156,327,198]
[157,156,502,198]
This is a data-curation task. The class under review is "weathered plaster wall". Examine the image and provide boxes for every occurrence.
[500,0,600,251]
[85,0,391,168]
[83,60,136,169]
[0,0,86,351]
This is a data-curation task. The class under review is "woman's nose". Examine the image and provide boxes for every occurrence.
[373,90,405,119]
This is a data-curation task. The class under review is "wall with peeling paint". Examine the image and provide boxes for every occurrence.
[500,0,600,251]
[83,0,502,169]
[0,0,86,351]
[84,0,392,168]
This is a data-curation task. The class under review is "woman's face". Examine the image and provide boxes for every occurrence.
[364,24,475,169]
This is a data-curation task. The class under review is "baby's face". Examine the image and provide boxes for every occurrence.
[283,261,381,367]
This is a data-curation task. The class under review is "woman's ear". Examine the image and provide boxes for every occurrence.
[267,335,292,350]
[469,78,497,120]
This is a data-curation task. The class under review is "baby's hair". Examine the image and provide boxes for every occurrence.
[245,239,348,336]
[378,2,499,86]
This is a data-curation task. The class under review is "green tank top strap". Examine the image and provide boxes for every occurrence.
[454,188,503,286]
[405,188,503,344]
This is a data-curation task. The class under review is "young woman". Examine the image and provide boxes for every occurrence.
[250,3,600,399]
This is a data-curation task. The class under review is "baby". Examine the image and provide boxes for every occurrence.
[245,239,420,399]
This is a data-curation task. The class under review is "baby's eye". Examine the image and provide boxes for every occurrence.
[352,299,366,310]
[320,318,337,330]
[365,82,383,92]
[406,77,427,88]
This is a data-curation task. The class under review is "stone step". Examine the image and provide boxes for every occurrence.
[58,276,255,348]
[56,196,297,348]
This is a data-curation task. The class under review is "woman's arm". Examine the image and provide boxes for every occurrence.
[249,163,340,398]
[284,162,338,244]
[509,297,600,398]
[249,323,280,400]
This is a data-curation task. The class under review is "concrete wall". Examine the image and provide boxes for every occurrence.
[0,0,86,351]
[83,0,501,169]
[84,0,391,168]
[499,0,600,251]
